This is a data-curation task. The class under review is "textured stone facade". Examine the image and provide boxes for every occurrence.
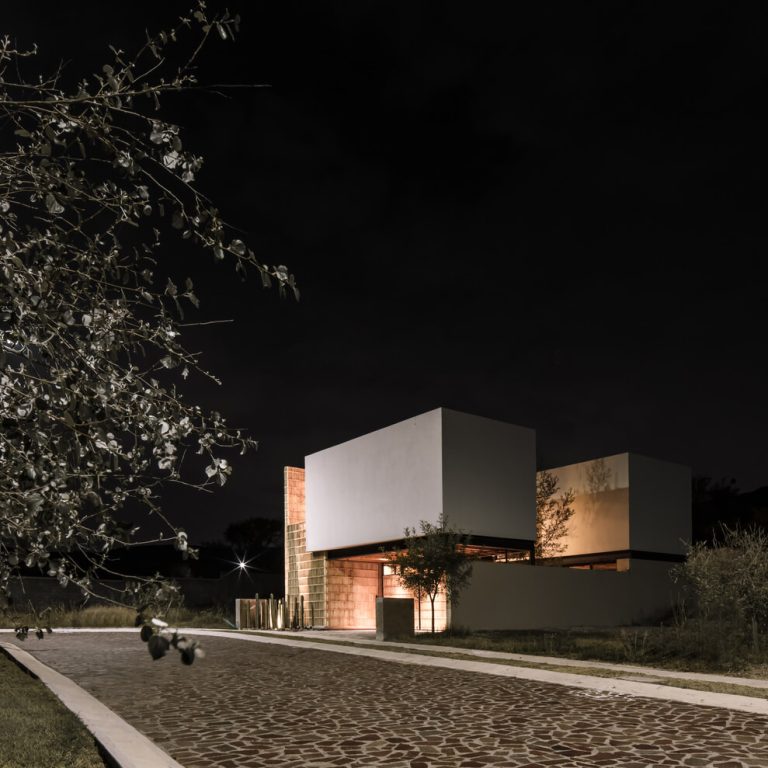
[284,467,327,627]
[326,559,380,628]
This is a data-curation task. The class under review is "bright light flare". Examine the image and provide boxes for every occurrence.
[225,551,259,581]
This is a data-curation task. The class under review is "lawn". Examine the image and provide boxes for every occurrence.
[0,651,105,768]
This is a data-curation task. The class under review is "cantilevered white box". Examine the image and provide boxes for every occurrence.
[304,408,536,553]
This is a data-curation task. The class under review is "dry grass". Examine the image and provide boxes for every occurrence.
[0,604,231,630]
[405,626,768,675]
[0,651,106,768]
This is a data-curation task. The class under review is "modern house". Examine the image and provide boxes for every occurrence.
[285,408,691,631]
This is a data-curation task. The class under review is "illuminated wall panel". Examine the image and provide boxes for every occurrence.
[541,453,691,558]
[326,560,379,629]
[541,454,630,557]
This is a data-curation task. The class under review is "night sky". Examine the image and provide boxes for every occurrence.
[7,2,768,542]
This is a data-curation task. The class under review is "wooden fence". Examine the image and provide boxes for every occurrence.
[235,594,314,630]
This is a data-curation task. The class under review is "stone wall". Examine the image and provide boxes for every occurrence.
[284,466,327,627]
[326,559,379,629]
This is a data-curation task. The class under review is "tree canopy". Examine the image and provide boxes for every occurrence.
[0,4,295,611]
[224,516,283,551]
[388,515,472,634]
[676,525,768,652]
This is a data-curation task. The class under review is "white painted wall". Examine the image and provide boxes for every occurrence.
[442,409,535,540]
[305,409,443,552]
[629,454,691,555]
[542,453,691,557]
[305,408,537,552]
[453,559,679,630]
[542,454,630,556]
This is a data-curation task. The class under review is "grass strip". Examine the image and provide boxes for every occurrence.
[234,630,768,701]
[0,649,106,768]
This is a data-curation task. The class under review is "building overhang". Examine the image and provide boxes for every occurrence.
[321,535,535,562]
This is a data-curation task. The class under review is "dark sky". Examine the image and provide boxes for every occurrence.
[8,2,768,542]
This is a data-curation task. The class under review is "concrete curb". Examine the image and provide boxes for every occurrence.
[292,630,768,689]
[178,628,768,716]
[0,642,184,768]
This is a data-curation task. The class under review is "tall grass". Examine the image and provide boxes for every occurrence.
[1,604,231,630]
[408,622,765,673]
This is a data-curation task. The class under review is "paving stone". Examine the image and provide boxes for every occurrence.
[6,632,768,767]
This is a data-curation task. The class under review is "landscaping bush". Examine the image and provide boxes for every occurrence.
[674,524,768,664]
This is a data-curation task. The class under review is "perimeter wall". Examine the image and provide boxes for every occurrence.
[452,559,678,630]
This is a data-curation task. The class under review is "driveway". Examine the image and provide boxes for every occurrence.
[5,631,768,767]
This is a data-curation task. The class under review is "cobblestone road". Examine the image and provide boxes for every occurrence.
[7,632,768,768]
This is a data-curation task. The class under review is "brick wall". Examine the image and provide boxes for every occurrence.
[284,466,327,626]
[326,559,380,629]
[285,466,306,526]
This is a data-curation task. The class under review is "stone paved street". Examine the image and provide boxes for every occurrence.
[6,631,768,768]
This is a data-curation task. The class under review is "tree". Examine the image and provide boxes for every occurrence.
[535,470,576,559]
[222,516,283,576]
[0,3,296,642]
[388,515,473,634]
[224,516,283,551]
[692,475,742,543]
[676,525,768,652]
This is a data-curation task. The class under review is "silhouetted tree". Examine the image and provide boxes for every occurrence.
[535,470,576,559]
[224,517,283,551]
[691,476,741,543]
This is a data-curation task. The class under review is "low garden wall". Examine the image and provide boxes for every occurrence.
[452,559,679,630]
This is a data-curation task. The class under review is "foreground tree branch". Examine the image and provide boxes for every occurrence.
[0,3,295,657]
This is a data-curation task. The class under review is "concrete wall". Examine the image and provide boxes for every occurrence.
[305,408,536,552]
[542,454,630,557]
[452,559,678,630]
[629,454,691,555]
[442,409,535,539]
[542,453,691,558]
[306,409,444,551]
